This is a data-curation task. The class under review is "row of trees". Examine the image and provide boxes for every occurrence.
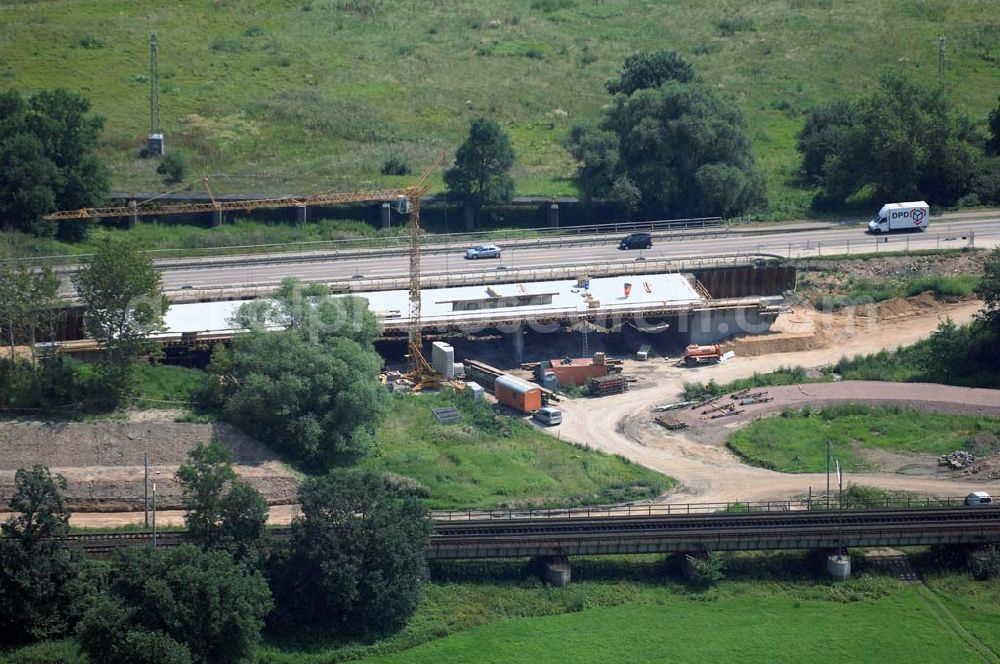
[0,236,167,414]
[798,76,1000,209]
[447,51,768,223]
[0,450,432,661]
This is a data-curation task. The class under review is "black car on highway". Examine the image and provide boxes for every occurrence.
[618,232,652,250]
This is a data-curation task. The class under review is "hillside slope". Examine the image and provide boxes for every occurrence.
[1,0,997,217]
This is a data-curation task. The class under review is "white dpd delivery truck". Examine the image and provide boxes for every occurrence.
[867,201,930,234]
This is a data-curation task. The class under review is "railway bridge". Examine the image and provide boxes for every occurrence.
[62,506,1000,583]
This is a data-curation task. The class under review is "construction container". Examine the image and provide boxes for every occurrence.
[541,357,608,387]
[494,375,543,414]
[588,374,627,397]
[453,362,465,378]
[431,342,455,378]
[541,372,559,391]
[464,381,485,401]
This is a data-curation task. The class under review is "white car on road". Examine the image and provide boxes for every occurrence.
[465,244,502,259]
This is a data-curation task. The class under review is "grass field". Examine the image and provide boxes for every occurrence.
[128,367,672,509]
[1,0,998,220]
[365,391,672,509]
[728,404,1000,473]
[257,552,1000,664]
[5,554,998,664]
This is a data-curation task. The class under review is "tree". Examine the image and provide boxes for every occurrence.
[72,236,167,405]
[215,281,388,470]
[231,278,380,346]
[271,470,431,636]
[444,118,515,227]
[218,480,270,568]
[0,263,61,364]
[569,75,767,218]
[0,133,58,237]
[177,442,237,549]
[987,96,1000,156]
[209,329,387,470]
[0,466,80,644]
[977,247,1000,331]
[797,74,982,208]
[0,89,109,238]
[176,442,269,566]
[157,151,187,185]
[76,545,272,664]
[606,50,695,96]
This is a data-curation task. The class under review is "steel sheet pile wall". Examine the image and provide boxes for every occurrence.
[693,264,796,299]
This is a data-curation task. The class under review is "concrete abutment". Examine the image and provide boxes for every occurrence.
[538,555,572,587]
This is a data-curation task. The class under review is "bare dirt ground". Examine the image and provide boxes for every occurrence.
[0,412,299,514]
[555,297,1000,504]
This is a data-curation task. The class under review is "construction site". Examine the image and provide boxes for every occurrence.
[1,156,998,523]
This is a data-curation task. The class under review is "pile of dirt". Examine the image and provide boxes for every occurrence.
[723,306,828,357]
[856,291,943,320]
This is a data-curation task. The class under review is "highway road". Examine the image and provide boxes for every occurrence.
[57,212,1000,295]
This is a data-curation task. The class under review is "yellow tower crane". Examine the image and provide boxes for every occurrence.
[45,153,448,381]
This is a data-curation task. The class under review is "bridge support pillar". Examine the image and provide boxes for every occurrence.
[297,204,309,225]
[212,209,225,227]
[826,552,851,581]
[547,203,559,228]
[538,555,571,587]
[464,201,476,231]
[967,547,995,580]
[381,202,392,229]
[507,325,525,364]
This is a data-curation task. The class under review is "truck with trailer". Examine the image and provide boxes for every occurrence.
[866,201,930,234]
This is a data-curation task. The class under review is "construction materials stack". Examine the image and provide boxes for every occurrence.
[588,374,627,397]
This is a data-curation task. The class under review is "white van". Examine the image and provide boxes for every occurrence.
[965,491,993,507]
[533,407,562,426]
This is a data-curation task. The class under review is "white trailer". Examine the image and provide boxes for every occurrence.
[867,201,930,234]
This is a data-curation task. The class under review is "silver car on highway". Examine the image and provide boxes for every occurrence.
[465,244,502,259]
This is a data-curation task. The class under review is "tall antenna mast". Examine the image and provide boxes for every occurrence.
[147,31,165,156]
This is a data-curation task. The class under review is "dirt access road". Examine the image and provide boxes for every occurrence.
[555,298,1000,504]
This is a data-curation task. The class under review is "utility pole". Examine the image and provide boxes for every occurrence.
[151,481,157,548]
[147,32,165,156]
[938,35,946,84]
[144,452,149,528]
[826,439,831,510]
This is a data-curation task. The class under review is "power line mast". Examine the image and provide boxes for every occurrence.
[147,32,165,156]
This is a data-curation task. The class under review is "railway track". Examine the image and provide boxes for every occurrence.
[62,507,1000,559]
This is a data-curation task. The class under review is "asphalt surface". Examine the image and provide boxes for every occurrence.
[57,212,1000,295]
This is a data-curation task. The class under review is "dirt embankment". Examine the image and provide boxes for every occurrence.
[0,413,298,512]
